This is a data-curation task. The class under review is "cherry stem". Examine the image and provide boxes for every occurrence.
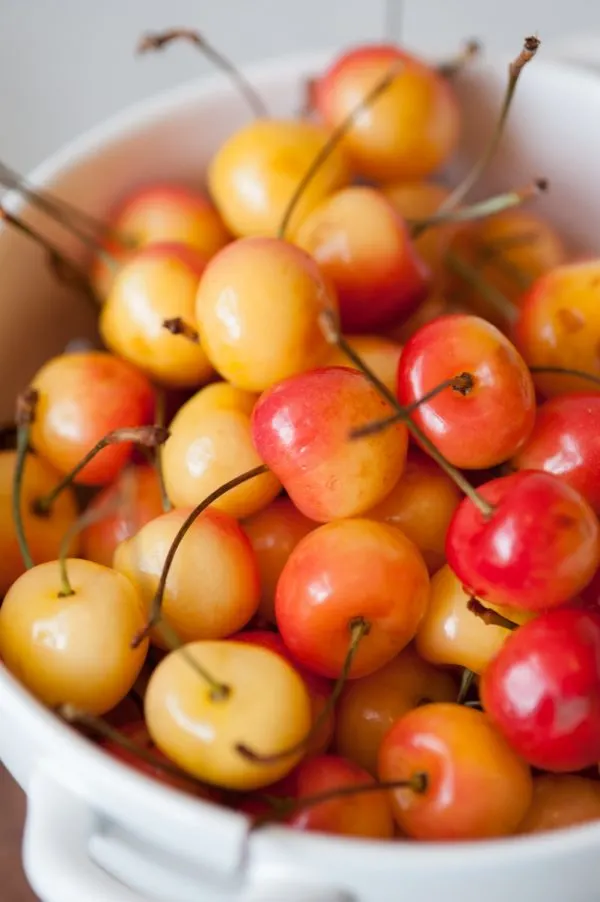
[445,249,518,324]
[162,317,200,343]
[130,465,269,652]
[34,425,170,515]
[277,60,404,240]
[467,597,518,631]
[137,29,268,119]
[236,617,370,764]
[528,366,600,388]
[320,309,493,519]
[437,39,482,78]
[252,773,429,829]
[439,36,541,213]
[409,179,548,240]
[154,389,172,513]
[350,372,474,440]
[456,668,476,705]
[12,388,39,570]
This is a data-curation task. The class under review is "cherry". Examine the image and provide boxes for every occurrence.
[383,180,455,282]
[294,186,430,332]
[321,334,403,397]
[195,237,338,392]
[100,242,214,388]
[366,449,462,573]
[388,291,457,344]
[144,640,312,789]
[314,44,460,181]
[30,351,155,485]
[481,608,600,772]
[446,470,600,611]
[275,518,429,679]
[251,367,407,522]
[517,775,600,835]
[0,559,148,714]
[242,498,315,623]
[378,703,533,840]
[334,646,456,775]
[512,393,600,514]
[207,118,350,238]
[397,313,536,469]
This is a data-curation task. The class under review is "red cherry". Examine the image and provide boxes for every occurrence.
[397,314,536,469]
[446,470,600,611]
[481,608,600,772]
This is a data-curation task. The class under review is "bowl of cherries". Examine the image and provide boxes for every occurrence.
[2,25,600,902]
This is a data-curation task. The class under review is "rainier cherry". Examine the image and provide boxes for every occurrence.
[294,186,430,333]
[314,44,460,181]
[517,775,600,835]
[397,314,536,469]
[275,518,429,679]
[321,334,403,396]
[446,470,600,611]
[481,608,600,772]
[378,703,533,840]
[383,180,454,280]
[251,367,408,522]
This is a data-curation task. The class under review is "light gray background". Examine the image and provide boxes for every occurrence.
[0,1,597,172]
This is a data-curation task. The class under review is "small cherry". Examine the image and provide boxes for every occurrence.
[517,775,600,835]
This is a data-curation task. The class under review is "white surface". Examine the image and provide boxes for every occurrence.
[1,1,600,172]
[3,47,600,902]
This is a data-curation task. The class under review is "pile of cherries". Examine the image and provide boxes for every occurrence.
[3,30,600,846]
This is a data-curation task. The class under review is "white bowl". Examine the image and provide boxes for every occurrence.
[2,49,600,902]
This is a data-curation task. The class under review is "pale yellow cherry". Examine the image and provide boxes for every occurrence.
[0,559,148,714]
[383,180,455,277]
[113,507,260,647]
[415,564,534,674]
[162,384,280,518]
[144,641,312,790]
[321,335,403,397]
[207,118,351,238]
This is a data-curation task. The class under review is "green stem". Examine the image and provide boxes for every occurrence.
[154,389,172,513]
[12,389,39,570]
[457,668,476,705]
[529,366,600,388]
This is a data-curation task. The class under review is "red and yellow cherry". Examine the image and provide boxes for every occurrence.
[113,507,260,646]
[242,498,315,623]
[517,775,600,835]
[207,118,351,238]
[416,565,534,674]
[335,645,456,775]
[230,630,334,756]
[91,182,231,299]
[383,180,455,279]
[162,382,281,519]
[321,334,403,397]
[100,242,213,388]
[397,314,536,469]
[195,237,337,392]
[0,559,148,714]
[144,640,312,789]
[81,464,164,567]
[276,518,429,679]
[512,393,600,515]
[481,608,600,772]
[378,703,533,840]
[251,367,407,522]
[446,470,600,611]
[0,450,79,595]
[294,186,430,332]
[314,44,460,182]
[366,449,462,573]
[30,351,155,485]
[514,259,600,397]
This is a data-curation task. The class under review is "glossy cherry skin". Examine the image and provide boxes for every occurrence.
[294,186,430,332]
[481,608,600,772]
[514,260,600,398]
[512,393,600,514]
[251,367,408,522]
[378,703,533,840]
[314,44,460,182]
[276,518,429,679]
[397,314,536,469]
[446,470,600,611]
[517,775,600,835]
[30,351,155,485]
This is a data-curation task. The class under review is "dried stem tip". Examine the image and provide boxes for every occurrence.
[467,597,518,631]
[137,28,204,53]
[512,36,541,77]
[111,425,170,448]
[16,388,39,428]
[163,317,200,343]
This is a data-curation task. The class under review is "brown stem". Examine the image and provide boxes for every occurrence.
[162,317,200,343]
[529,366,600,388]
[277,60,405,240]
[34,425,170,515]
[445,249,518,324]
[236,617,369,764]
[154,389,172,513]
[12,389,39,570]
[437,39,482,78]
[137,29,268,119]
[456,668,476,705]
[467,597,518,631]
